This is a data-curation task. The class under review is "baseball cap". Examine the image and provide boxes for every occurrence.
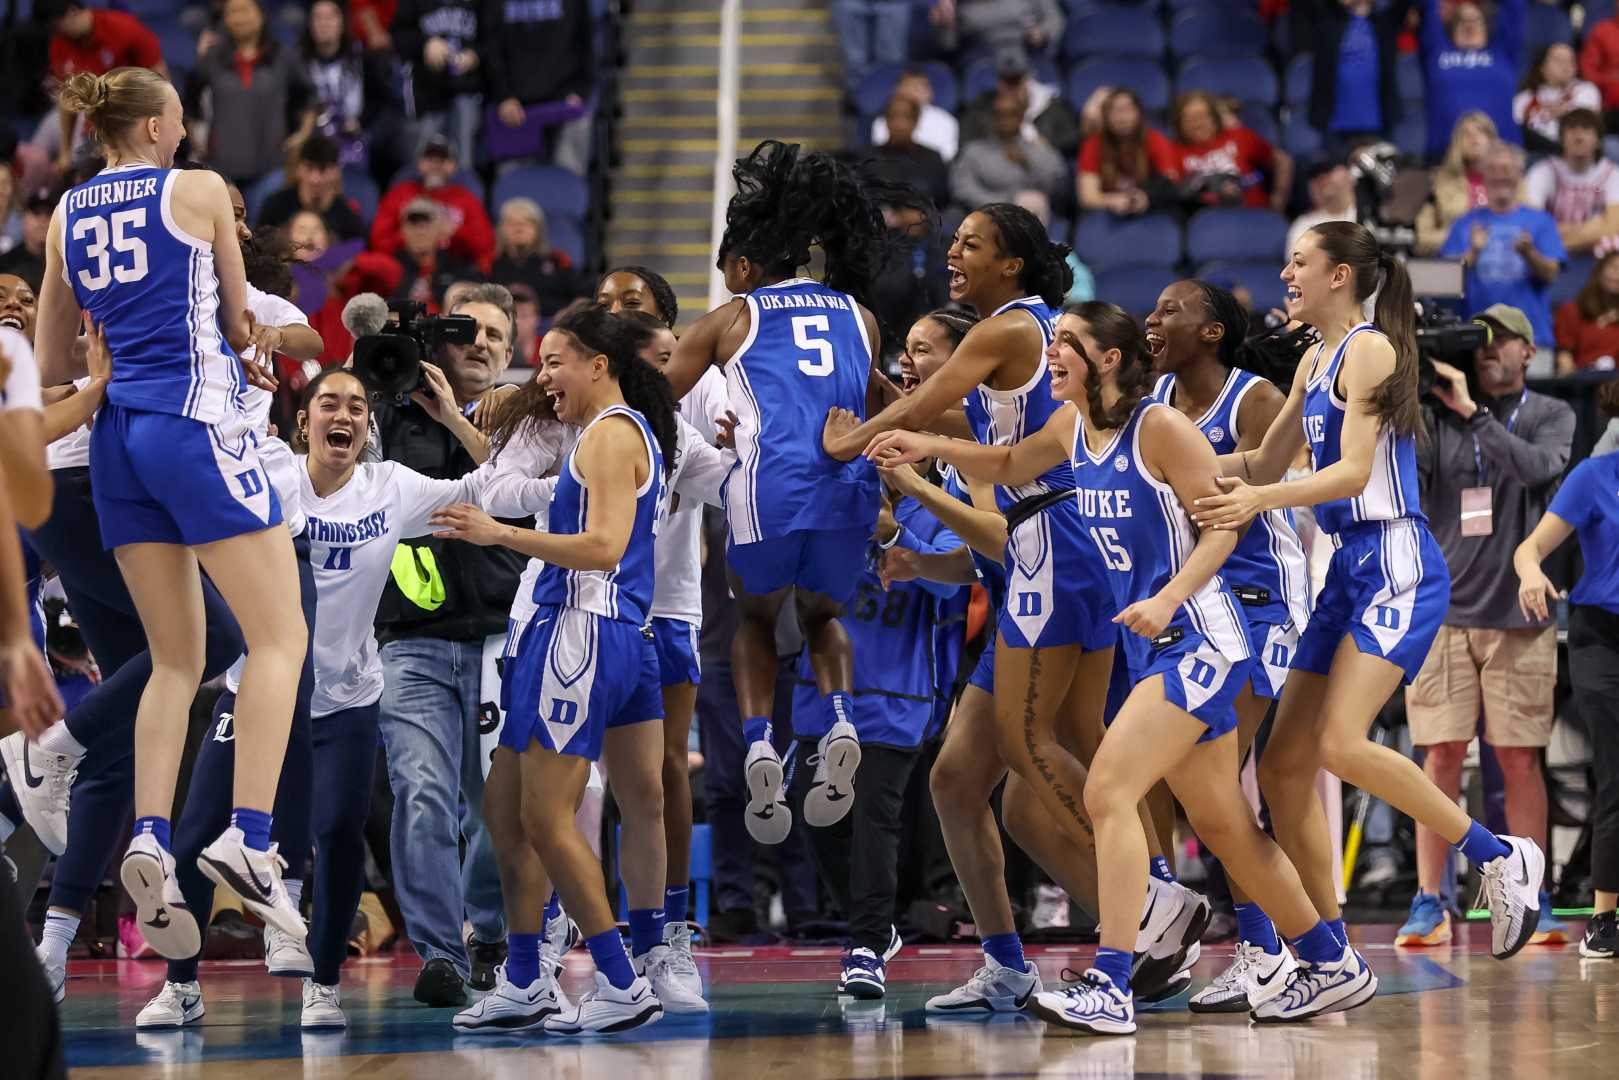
[24,186,56,214]
[1474,303,1534,348]
[401,196,440,223]
[418,133,455,160]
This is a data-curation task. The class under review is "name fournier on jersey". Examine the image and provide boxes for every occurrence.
[66,177,160,211]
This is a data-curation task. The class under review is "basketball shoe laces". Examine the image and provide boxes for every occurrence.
[1205,942,1262,994]
[1054,969,1125,1014]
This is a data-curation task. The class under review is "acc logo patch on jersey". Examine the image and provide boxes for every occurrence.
[1114,455,1129,472]
[1207,426,1226,444]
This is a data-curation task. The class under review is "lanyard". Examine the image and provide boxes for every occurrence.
[1473,390,1527,486]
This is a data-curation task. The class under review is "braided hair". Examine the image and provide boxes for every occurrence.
[599,265,679,329]
[552,304,680,473]
[1191,280,1250,369]
[973,203,1073,308]
[921,307,980,350]
[1064,301,1156,432]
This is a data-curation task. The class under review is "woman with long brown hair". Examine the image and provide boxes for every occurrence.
[1076,89,1179,218]
[1554,249,1619,373]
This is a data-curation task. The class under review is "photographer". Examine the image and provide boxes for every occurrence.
[368,283,524,1006]
[1400,304,1575,947]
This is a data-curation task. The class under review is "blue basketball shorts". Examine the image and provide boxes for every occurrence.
[90,402,281,549]
[1244,616,1302,701]
[1292,519,1450,685]
[726,527,870,604]
[998,500,1113,652]
[1125,626,1253,743]
[650,615,701,688]
[501,605,663,761]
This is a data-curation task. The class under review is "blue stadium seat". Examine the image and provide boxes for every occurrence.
[1186,207,1289,265]
[154,20,197,76]
[1167,0,1257,11]
[1549,256,1595,311]
[548,214,586,265]
[1196,260,1287,315]
[1588,0,1618,26]
[1396,51,1424,103]
[1097,266,1181,318]
[1176,57,1279,108]
[492,165,589,221]
[1240,102,1278,147]
[387,164,485,203]
[1067,58,1172,115]
[853,61,960,120]
[341,167,379,224]
[1283,113,1325,162]
[245,169,284,222]
[1063,9,1167,61]
[1284,54,1312,109]
[1169,8,1265,58]
[1524,5,1574,60]
[961,55,1060,101]
[1075,212,1183,270]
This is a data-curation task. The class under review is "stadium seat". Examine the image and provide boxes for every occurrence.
[1186,207,1289,265]
[1066,58,1172,115]
[1240,102,1279,147]
[245,169,285,222]
[1097,266,1181,318]
[154,20,197,77]
[1283,113,1325,162]
[1167,0,1257,11]
[341,167,379,224]
[492,165,589,221]
[1176,57,1279,108]
[1524,5,1574,60]
[1063,9,1167,61]
[1049,214,1073,247]
[853,61,960,120]
[1169,8,1265,58]
[961,55,1060,101]
[1196,259,1288,315]
[1550,256,1595,311]
[1284,54,1312,109]
[547,214,587,265]
[1588,0,1618,26]
[1075,212,1183,270]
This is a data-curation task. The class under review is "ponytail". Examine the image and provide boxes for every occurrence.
[616,355,680,472]
[1369,251,1421,438]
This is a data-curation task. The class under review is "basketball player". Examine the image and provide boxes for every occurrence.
[596,266,679,330]
[34,68,307,955]
[1193,222,1546,994]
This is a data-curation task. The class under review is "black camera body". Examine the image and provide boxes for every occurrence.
[1415,304,1489,398]
[351,300,478,403]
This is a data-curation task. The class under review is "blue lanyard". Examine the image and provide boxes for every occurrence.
[1473,390,1527,486]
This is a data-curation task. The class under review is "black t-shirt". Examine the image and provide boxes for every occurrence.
[258,187,369,244]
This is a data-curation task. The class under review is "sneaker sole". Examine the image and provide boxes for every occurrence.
[841,979,885,1000]
[1492,841,1547,961]
[1134,898,1211,1000]
[1187,994,1250,1014]
[301,1013,348,1030]
[549,1003,664,1035]
[135,1001,205,1029]
[1028,996,1135,1036]
[1137,970,1192,1006]
[453,1007,559,1033]
[267,962,316,978]
[803,735,861,828]
[196,852,308,939]
[1578,941,1617,959]
[1,739,69,855]
[119,852,202,961]
[744,756,791,844]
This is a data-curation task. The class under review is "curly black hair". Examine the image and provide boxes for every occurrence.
[1191,280,1250,369]
[717,139,929,305]
[242,229,296,299]
[600,265,679,329]
[1064,301,1155,432]
[973,203,1073,308]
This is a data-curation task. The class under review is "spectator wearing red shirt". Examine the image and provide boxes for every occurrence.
[1170,90,1292,213]
[371,134,494,273]
[1555,250,1619,374]
[39,0,167,171]
[350,0,398,50]
[1076,88,1179,218]
[388,197,479,314]
[1580,12,1619,131]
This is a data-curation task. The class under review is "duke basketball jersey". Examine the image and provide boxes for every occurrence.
[724,278,879,543]
[1302,323,1424,537]
[1151,369,1310,631]
[532,405,664,626]
[61,165,243,424]
[963,297,1075,511]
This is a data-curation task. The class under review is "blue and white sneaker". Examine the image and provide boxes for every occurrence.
[839,947,886,999]
[1250,945,1377,1023]
[1394,892,1452,947]
[1476,835,1546,960]
[925,956,1043,1014]
[1029,968,1135,1035]
[1530,892,1569,946]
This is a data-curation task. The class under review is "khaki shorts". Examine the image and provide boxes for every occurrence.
[1406,624,1557,748]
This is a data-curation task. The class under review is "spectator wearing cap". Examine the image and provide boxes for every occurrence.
[1514,43,1601,158]
[959,56,1081,161]
[372,135,495,273]
[0,187,54,290]
[1404,301,1575,949]
[301,0,410,186]
[1442,142,1565,369]
[1286,158,1359,257]
[36,0,167,172]
[1291,0,1415,156]
[1524,110,1619,258]
[1419,0,1526,161]
[257,134,369,242]
[393,0,482,167]
[931,0,1064,74]
[1077,88,1179,219]
[390,197,478,313]
[479,0,594,176]
[867,95,950,211]
[949,86,1069,211]
[490,198,583,319]
[1554,251,1619,375]
[871,69,959,163]
[1170,90,1292,213]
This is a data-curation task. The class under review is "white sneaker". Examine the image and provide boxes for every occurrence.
[1132,881,1209,999]
[265,925,314,977]
[136,981,205,1029]
[119,834,201,961]
[925,955,1042,1014]
[544,971,662,1035]
[301,980,346,1029]
[636,945,708,1014]
[196,828,306,940]
[1189,941,1298,1013]
[2,731,81,855]
[543,907,582,979]
[1031,884,1071,930]
[1477,835,1546,960]
[743,739,791,844]
[1251,945,1377,1023]
[36,943,65,1004]
[453,965,570,1033]
[1029,968,1135,1035]
[803,720,861,828]
[661,921,705,1002]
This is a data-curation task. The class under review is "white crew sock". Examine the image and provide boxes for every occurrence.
[41,909,81,968]
[36,720,86,758]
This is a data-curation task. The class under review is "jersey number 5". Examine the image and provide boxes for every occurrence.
[792,315,835,377]
[72,210,150,291]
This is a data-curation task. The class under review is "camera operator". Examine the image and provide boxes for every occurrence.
[1399,303,1576,946]
[369,282,523,1006]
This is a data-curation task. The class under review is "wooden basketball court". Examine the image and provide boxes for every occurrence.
[63,924,1619,1078]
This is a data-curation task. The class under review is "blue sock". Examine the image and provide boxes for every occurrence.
[1093,946,1132,994]
[230,807,273,852]
[586,928,636,990]
[824,690,853,728]
[664,885,689,928]
[1234,902,1281,955]
[627,908,666,958]
[1149,855,1175,883]
[506,931,542,988]
[1327,916,1348,948]
[982,932,1028,974]
[1290,921,1343,965]
[743,716,771,746]
[133,816,171,852]
[1456,820,1511,866]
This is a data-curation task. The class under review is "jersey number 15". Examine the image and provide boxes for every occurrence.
[72,210,150,291]
[792,315,835,377]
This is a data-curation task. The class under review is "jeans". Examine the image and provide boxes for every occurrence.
[830,0,911,91]
[378,635,506,973]
[416,95,482,170]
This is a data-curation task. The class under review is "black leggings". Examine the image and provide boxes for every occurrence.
[1571,605,1619,897]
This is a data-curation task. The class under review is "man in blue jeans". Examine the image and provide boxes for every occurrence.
[371,285,524,1005]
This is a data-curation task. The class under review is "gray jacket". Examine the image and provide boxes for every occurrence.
[1416,389,1576,629]
[191,40,313,182]
[948,135,1069,210]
